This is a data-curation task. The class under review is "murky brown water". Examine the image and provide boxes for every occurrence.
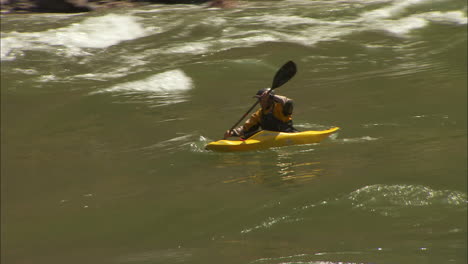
[2,1,467,263]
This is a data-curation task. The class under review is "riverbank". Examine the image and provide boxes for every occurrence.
[0,0,236,14]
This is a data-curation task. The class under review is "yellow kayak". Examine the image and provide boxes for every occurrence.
[205,127,339,152]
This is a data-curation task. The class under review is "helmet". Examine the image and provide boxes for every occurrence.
[253,88,274,98]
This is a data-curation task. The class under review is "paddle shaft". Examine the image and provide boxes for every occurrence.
[228,101,259,132]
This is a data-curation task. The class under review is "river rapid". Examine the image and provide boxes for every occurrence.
[1,1,467,263]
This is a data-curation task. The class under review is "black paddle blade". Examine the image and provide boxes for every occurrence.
[271,61,297,90]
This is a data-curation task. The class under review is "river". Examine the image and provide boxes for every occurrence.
[1,0,467,263]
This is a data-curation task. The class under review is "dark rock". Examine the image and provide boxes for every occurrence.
[34,0,92,12]
[207,0,236,8]
[140,0,211,4]
[0,0,235,14]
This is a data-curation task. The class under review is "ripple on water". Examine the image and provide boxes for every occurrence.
[241,184,467,233]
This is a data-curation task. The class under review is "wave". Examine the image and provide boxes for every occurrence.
[362,0,437,20]
[347,184,467,215]
[89,69,194,107]
[99,69,193,94]
[1,14,156,61]
[241,184,467,234]
[362,11,467,36]
[2,1,466,63]
[156,4,466,56]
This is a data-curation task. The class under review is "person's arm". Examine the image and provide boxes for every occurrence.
[224,109,262,138]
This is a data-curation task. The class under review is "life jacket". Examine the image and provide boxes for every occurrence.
[238,97,297,139]
[260,102,296,132]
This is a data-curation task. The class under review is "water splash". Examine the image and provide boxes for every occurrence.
[190,136,213,153]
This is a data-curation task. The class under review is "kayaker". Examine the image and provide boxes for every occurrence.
[224,88,297,139]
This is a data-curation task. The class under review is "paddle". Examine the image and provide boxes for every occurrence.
[225,60,297,138]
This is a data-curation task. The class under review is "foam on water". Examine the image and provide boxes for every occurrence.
[182,1,467,55]
[2,1,465,62]
[238,15,331,27]
[371,16,429,35]
[40,14,153,49]
[1,14,155,61]
[217,0,466,50]
[166,42,212,55]
[363,10,467,36]
[1,36,29,61]
[359,0,467,35]
[72,68,131,81]
[100,69,193,94]
[362,0,435,20]
[417,11,468,25]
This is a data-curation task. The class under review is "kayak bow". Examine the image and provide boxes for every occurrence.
[205,127,339,152]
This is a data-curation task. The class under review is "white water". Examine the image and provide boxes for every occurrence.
[100,69,193,94]
[2,1,466,61]
[1,14,156,60]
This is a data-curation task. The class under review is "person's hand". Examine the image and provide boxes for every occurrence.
[260,90,270,99]
[224,130,233,139]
